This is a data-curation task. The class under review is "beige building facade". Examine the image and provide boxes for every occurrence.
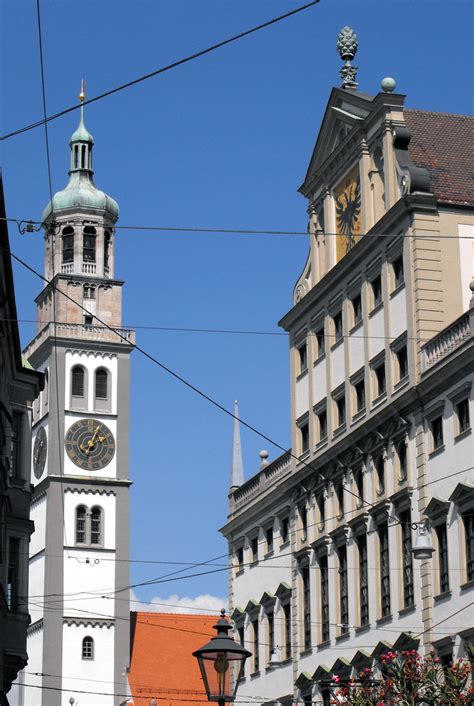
[221,35,474,706]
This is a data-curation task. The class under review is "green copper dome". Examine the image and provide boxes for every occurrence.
[42,107,118,223]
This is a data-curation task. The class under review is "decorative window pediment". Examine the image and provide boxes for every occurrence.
[449,482,474,511]
[312,664,331,681]
[371,640,393,660]
[275,582,292,601]
[392,632,420,653]
[231,607,245,624]
[259,591,276,610]
[425,497,450,521]
[244,599,261,618]
[331,657,351,679]
[295,671,313,690]
[351,649,372,670]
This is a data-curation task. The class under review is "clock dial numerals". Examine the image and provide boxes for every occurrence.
[33,426,48,479]
[65,418,115,471]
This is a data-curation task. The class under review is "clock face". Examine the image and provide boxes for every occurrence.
[65,418,115,471]
[33,426,47,479]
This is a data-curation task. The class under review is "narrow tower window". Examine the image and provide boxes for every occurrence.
[81,145,86,169]
[71,366,85,398]
[95,369,108,400]
[82,636,94,660]
[83,226,96,262]
[104,231,111,271]
[75,506,87,544]
[74,145,79,169]
[90,507,102,545]
[62,226,74,263]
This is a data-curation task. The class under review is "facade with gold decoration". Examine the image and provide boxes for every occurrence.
[221,28,474,706]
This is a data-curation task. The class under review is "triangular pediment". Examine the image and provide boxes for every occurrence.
[425,496,450,519]
[299,87,375,196]
[392,632,420,652]
[295,671,313,689]
[449,482,474,507]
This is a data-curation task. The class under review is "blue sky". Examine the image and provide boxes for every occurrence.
[2,0,473,609]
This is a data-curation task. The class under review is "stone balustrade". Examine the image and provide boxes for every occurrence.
[24,321,136,359]
[231,450,291,511]
[421,311,471,372]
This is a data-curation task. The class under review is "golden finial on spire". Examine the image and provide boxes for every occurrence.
[79,79,86,103]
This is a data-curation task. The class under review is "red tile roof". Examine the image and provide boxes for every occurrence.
[127,612,217,706]
[404,109,474,206]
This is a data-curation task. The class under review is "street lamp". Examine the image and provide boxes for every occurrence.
[193,609,251,706]
[412,520,435,561]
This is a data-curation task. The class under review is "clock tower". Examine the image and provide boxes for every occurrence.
[20,92,134,706]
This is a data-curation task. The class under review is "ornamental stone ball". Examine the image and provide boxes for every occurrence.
[381,77,397,93]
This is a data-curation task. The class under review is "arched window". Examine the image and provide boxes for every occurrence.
[43,369,49,408]
[90,507,102,545]
[95,369,108,400]
[104,231,111,272]
[82,636,94,660]
[71,366,85,398]
[81,144,86,169]
[62,226,74,264]
[74,145,79,169]
[83,226,96,263]
[397,439,408,481]
[76,506,87,544]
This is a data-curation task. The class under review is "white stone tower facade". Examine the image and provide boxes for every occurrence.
[18,99,134,706]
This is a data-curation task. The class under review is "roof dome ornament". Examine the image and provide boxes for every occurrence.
[337,26,358,90]
[41,80,119,223]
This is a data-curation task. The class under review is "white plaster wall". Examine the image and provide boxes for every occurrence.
[458,224,474,312]
[63,548,116,618]
[62,623,115,706]
[295,375,309,418]
[313,356,327,405]
[390,287,407,340]
[349,326,365,374]
[23,630,44,706]
[29,555,45,624]
[238,660,293,702]
[65,349,118,415]
[368,306,385,357]
[64,490,117,549]
[331,341,345,389]
[63,413,118,479]
[30,493,47,556]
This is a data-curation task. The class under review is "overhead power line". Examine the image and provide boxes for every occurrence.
[0,0,321,142]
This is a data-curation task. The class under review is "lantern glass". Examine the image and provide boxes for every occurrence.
[196,649,246,702]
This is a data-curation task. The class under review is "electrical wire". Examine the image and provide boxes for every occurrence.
[0,0,321,142]
[3,216,474,240]
[35,0,70,559]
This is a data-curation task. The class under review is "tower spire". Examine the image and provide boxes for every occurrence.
[230,401,244,490]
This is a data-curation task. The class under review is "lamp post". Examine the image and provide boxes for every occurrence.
[193,609,251,706]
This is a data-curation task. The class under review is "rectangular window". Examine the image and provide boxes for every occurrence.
[237,546,244,570]
[352,293,362,326]
[371,274,382,308]
[318,409,327,441]
[393,256,404,289]
[400,510,414,608]
[335,396,346,428]
[300,506,308,543]
[358,535,369,625]
[83,284,95,299]
[338,545,349,630]
[83,233,96,262]
[397,346,408,381]
[267,610,274,661]
[7,537,20,611]
[283,603,292,659]
[317,493,325,528]
[238,626,245,648]
[9,412,22,479]
[302,565,311,650]
[379,523,391,617]
[431,416,444,450]
[333,311,343,343]
[355,379,366,412]
[320,554,330,642]
[62,234,74,263]
[336,482,345,519]
[300,422,309,454]
[463,513,474,582]
[435,524,449,593]
[84,314,93,326]
[251,536,258,564]
[266,526,273,554]
[456,399,470,434]
[374,361,386,398]
[375,454,385,495]
[280,516,289,544]
[297,343,308,374]
[316,328,325,357]
[252,619,259,672]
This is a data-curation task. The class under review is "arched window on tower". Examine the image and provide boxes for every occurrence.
[81,144,87,169]
[42,369,49,415]
[62,226,74,264]
[83,226,96,263]
[71,365,87,410]
[76,506,87,544]
[90,507,102,545]
[82,636,94,660]
[104,231,111,274]
[94,368,110,412]
[74,145,79,169]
